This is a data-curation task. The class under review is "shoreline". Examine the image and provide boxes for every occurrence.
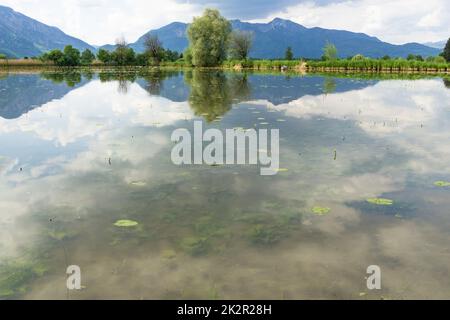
[1,64,449,76]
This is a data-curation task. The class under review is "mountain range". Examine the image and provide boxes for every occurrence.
[0,5,94,58]
[0,5,442,59]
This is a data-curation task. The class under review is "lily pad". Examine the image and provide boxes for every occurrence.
[114,220,139,227]
[129,181,147,187]
[48,231,68,241]
[161,249,177,260]
[366,198,394,206]
[312,206,331,215]
[434,181,450,187]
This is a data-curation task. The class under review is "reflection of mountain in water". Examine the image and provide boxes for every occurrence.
[246,75,377,104]
[136,72,378,106]
[136,72,189,102]
[0,74,88,119]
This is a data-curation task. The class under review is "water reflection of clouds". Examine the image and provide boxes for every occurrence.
[0,80,194,146]
[263,79,450,176]
[266,80,449,134]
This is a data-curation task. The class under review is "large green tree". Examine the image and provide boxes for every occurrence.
[111,37,136,66]
[62,45,81,66]
[97,49,111,64]
[81,49,95,65]
[443,38,450,62]
[187,9,231,67]
[229,30,253,60]
[43,49,64,65]
[323,41,338,61]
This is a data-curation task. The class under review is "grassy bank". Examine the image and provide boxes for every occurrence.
[2,58,449,74]
[222,59,450,73]
[306,58,449,73]
[0,59,45,67]
[221,59,303,70]
[173,58,450,73]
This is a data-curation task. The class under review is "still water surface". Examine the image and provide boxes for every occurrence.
[1,70,450,299]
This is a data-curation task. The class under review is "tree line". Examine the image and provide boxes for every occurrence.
[39,36,182,67]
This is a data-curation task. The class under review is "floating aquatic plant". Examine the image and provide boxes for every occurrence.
[129,181,147,187]
[114,220,139,227]
[311,206,331,215]
[366,198,394,206]
[161,249,177,260]
[349,198,414,218]
[434,181,450,187]
[48,230,69,241]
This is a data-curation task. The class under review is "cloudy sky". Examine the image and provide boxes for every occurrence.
[0,0,448,45]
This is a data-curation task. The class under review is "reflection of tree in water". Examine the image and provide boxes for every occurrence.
[230,73,251,101]
[40,72,82,87]
[185,70,251,122]
[444,78,450,89]
[141,71,181,96]
[117,79,130,94]
[144,73,163,95]
[81,70,94,81]
[98,72,137,94]
[323,77,337,95]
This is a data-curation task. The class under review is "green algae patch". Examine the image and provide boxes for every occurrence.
[0,259,48,299]
[434,181,450,187]
[247,224,282,246]
[312,206,331,215]
[114,220,139,227]
[180,236,210,256]
[366,198,394,206]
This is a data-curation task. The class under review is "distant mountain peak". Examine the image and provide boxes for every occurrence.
[270,17,292,24]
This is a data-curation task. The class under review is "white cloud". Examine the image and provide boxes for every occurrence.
[0,0,448,45]
[254,0,450,44]
[0,0,201,45]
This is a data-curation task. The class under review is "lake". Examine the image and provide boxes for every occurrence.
[1,70,450,299]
